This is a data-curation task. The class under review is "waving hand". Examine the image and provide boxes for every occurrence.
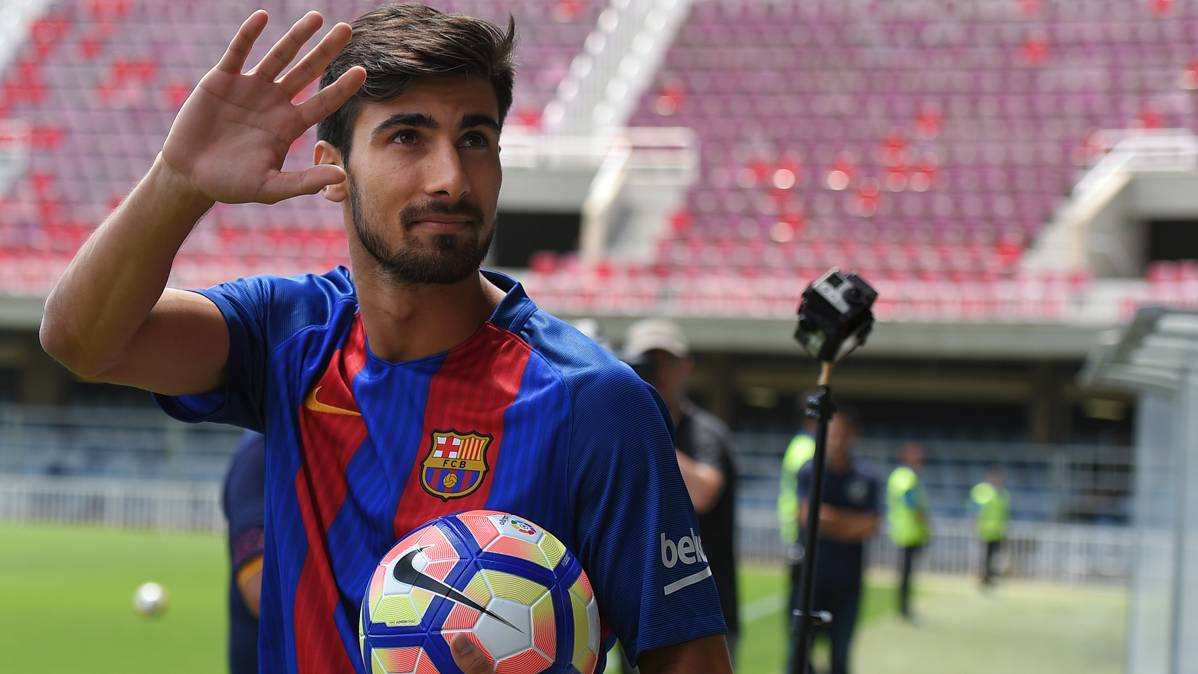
[161,10,366,205]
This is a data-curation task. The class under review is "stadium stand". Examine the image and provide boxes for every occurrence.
[0,0,1196,317]
[0,0,602,291]
[525,0,1198,319]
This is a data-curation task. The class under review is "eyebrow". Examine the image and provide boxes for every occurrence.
[371,112,501,139]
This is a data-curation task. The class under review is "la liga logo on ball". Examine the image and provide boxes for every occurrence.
[360,509,600,674]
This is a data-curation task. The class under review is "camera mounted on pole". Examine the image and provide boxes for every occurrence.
[789,268,878,674]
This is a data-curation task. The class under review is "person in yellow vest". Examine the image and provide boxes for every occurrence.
[887,442,930,620]
[779,420,817,550]
[778,413,816,669]
[971,466,1011,587]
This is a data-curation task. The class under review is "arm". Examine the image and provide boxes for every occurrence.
[675,450,725,513]
[638,635,734,674]
[799,501,879,542]
[39,10,365,395]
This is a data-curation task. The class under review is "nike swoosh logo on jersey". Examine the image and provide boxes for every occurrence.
[392,546,521,632]
[303,386,361,417]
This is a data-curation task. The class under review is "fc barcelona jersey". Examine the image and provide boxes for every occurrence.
[157,268,726,674]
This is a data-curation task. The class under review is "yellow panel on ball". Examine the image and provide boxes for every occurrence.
[372,587,435,627]
[537,534,567,569]
[480,569,550,606]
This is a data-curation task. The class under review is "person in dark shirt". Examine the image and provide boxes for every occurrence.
[624,319,740,668]
[792,407,879,674]
[222,431,265,674]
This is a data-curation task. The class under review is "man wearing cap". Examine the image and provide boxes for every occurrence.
[623,319,740,668]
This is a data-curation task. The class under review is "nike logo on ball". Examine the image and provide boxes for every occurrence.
[392,546,521,632]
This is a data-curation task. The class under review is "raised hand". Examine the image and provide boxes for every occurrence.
[161,10,366,205]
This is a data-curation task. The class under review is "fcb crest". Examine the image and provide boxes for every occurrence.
[420,431,493,501]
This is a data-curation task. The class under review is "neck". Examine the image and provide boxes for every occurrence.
[351,258,506,362]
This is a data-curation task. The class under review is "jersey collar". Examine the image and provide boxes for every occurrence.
[482,269,538,333]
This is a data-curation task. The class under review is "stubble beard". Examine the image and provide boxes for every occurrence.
[349,179,494,285]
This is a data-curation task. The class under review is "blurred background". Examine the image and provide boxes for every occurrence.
[4,0,1198,672]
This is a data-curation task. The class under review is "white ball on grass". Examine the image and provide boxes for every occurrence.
[133,581,169,617]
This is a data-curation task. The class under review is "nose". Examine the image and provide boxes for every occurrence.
[423,140,470,201]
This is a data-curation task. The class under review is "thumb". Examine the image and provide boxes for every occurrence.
[257,165,346,204]
[450,634,495,674]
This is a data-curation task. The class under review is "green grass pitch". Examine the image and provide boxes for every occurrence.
[1,524,1124,674]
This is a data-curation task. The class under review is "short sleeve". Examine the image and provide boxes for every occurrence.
[223,432,266,570]
[687,411,730,472]
[154,276,276,431]
[903,487,919,510]
[567,367,727,664]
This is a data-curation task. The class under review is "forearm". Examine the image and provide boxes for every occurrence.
[41,154,213,377]
[639,635,732,674]
[675,451,724,513]
[800,503,877,542]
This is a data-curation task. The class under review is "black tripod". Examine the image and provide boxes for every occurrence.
[790,365,837,674]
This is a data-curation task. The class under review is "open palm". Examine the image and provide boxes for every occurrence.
[162,10,366,205]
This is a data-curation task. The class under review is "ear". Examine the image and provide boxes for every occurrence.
[314,140,348,203]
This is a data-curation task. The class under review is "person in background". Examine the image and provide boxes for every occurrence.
[222,431,265,674]
[624,318,740,668]
[887,442,931,621]
[792,407,879,674]
[779,396,816,665]
[971,465,1011,588]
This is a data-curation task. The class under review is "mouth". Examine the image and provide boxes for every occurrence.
[409,218,476,234]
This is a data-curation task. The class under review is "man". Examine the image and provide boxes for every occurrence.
[887,442,930,620]
[39,6,730,673]
[624,319,739,666]
[793,408,878,674]
[971,465,1010,587]
[222,431,265,674]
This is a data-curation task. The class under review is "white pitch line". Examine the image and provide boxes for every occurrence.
[741,592,787,623]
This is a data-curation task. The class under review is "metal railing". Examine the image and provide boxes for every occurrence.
[0,405,1134,582]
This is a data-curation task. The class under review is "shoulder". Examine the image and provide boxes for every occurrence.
[516,309,649,406]
[687,405,732,440]
[203,266,357,340]
[855,465,881,489]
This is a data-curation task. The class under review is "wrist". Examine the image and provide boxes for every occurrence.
[150,152,215,217]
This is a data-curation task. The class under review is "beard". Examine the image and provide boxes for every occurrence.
[349,179,494,285]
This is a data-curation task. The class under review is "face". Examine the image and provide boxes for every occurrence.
[644,350,691,404]
[827,416,857,467]
[902,443,924,469]
[316,77,502,285]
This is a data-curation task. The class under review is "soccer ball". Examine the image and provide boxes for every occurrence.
[360,510,600,674]
[132,581,169,617]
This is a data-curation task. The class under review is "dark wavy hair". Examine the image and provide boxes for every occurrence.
[317,3,516,163]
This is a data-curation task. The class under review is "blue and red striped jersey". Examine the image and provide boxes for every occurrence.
[157,268,726,674]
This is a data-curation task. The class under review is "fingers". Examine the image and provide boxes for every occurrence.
[257,165,346,204]
[279,21,354,97]
[449,634,495,674]
[216,10,268,74]
[299,66,367,127]
[249,11,324,82]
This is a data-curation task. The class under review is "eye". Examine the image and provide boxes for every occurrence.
[459,132,491,149]
[390,130,419,145]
